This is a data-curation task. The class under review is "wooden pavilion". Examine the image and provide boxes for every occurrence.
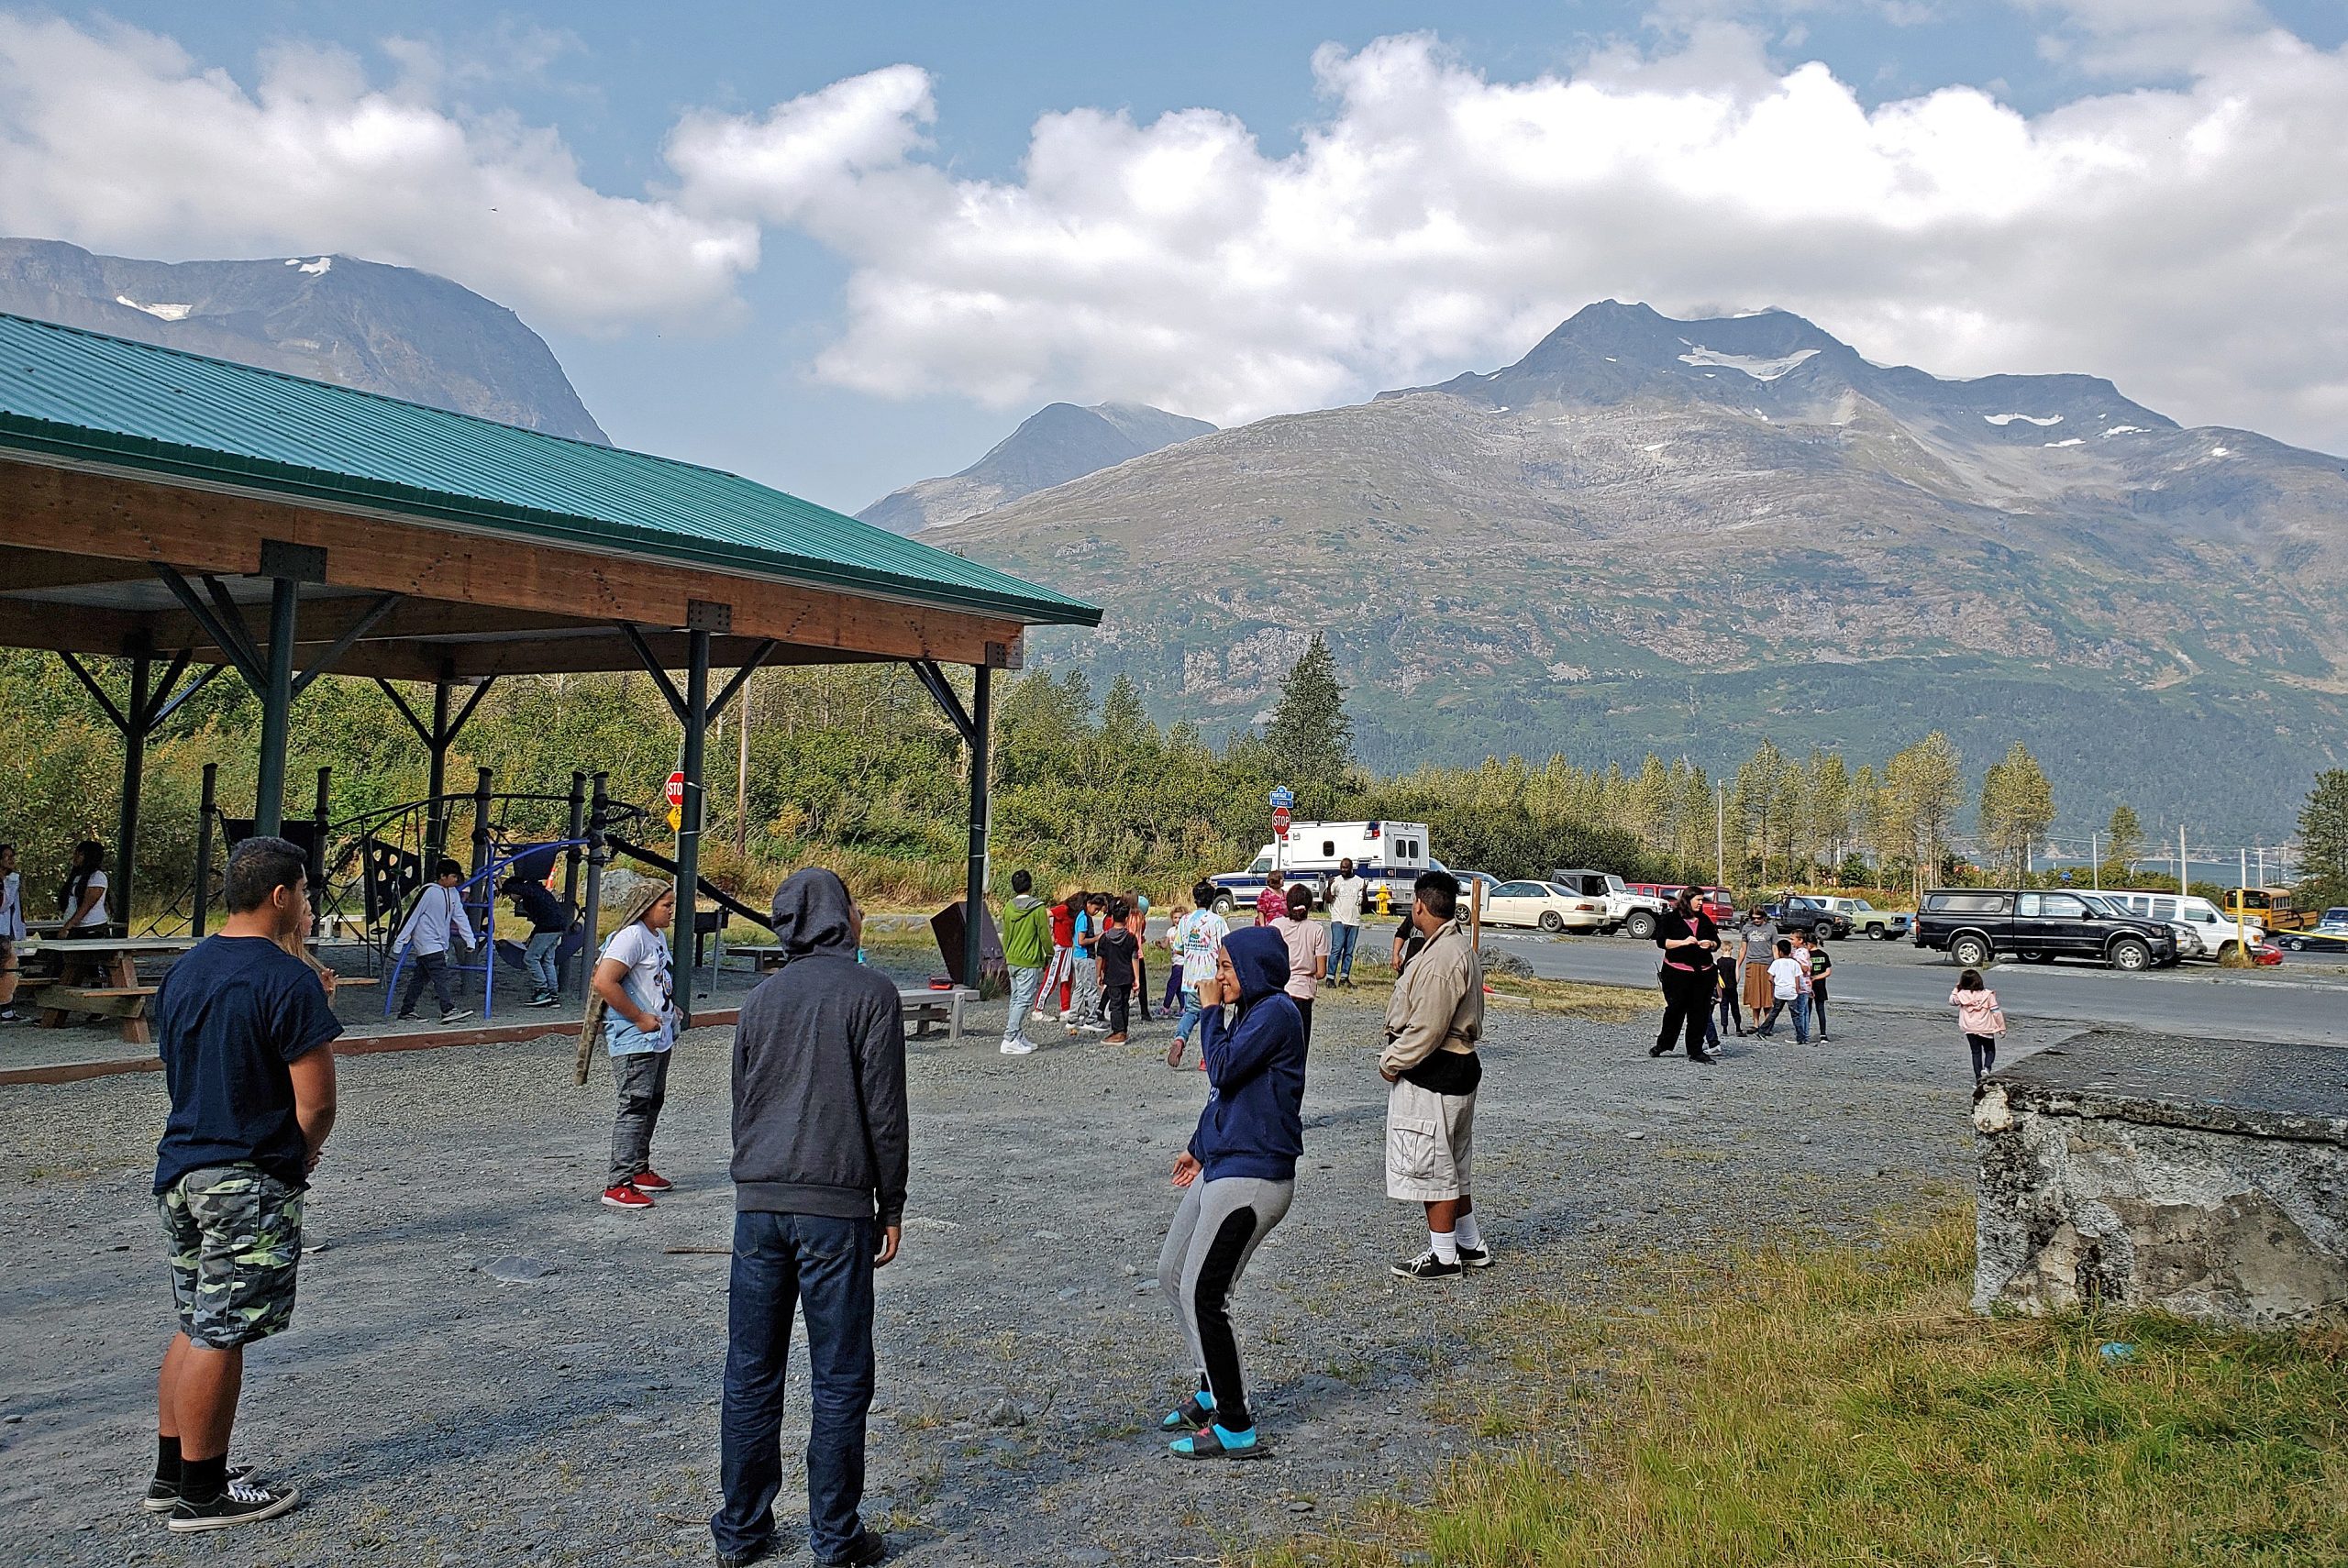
[0,311,1101,997]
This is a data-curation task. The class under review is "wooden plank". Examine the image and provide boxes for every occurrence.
[3,458,1033,666]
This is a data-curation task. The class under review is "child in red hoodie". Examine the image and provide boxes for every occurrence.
[1043,893,1080,1021]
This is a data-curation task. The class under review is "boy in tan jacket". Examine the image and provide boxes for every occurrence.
[1380,870,1488,1279]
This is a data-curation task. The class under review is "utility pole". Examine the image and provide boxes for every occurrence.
[1715,782,1725,888]
[735,676,751,859]
[2090,831,2099,891]
[2179,823,2188,896]
[2238,846,2250,955]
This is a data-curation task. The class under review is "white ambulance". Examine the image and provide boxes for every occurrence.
[1209,821,1431,915]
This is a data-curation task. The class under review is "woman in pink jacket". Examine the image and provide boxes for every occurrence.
[1949,968,2006,1084]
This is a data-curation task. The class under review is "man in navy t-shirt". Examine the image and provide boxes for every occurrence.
[148,836,341,1534]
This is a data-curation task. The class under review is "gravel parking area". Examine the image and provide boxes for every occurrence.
[1,986,2064,1567]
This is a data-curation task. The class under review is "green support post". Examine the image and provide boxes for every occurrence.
[676,630,711,1027]
[253,577,298,836]
[964,663,991,993]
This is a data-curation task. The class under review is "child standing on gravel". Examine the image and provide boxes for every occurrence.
[1097,898,1141,1043]
[1950,968,2006,1084]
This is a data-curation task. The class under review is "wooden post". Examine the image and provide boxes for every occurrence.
[1470,876,1482,955]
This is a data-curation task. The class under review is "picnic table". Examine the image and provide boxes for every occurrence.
[726,947,975,1042]
[17,935,200,1045]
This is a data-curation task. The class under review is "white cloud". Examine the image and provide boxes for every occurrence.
[677,24,2348,454]
[0,15,757,329]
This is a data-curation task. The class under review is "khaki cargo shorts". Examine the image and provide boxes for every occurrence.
[1385,1077,1475,1202]
[160,1163,305,1350]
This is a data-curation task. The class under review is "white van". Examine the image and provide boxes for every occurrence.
[2098,891,2261,959]
[1209,821,1430,914]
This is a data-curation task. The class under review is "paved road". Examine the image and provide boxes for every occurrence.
[1487,930,2348,1046]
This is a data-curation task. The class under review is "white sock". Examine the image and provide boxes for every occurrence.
[1429,1229,1459,1264]
[1454,1211,1482,1250]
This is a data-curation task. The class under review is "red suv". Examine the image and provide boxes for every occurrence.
[1628,883,1738,925]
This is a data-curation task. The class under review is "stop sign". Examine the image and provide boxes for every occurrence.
[665,770,685,807]
[1271,806,1291,833]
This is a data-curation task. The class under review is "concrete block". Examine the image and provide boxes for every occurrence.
[1973,1029,2348,1327]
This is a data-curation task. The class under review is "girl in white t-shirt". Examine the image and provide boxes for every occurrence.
[582,882,679,1209]
[61,840,110,933]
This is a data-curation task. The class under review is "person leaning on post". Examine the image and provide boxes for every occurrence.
[1381,869,1490,1280]
[714,868,906,1568]
[147,835,341,1532]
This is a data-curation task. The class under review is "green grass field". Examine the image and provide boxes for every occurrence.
[1255,1213,2348,1567]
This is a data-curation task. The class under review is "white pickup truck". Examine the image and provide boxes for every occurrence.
[1550,868,1667,939]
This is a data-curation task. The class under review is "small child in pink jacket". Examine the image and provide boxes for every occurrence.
[1950,968,2006,1084]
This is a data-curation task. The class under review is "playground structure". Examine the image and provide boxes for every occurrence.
[0,310,1099,1028]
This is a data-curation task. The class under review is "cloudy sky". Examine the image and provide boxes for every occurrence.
[2,1,2343,509]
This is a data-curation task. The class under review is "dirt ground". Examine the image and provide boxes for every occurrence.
[0,981,2061,1567]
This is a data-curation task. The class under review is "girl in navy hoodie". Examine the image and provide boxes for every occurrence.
[1155,924,1307,1460]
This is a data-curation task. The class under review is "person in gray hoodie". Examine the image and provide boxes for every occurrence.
[713,869,905,1568]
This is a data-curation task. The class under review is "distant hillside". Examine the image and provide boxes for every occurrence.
[0,237,605,441]
[858,401,1212,535]
[942,302,2348,838]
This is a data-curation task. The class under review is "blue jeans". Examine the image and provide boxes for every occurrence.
[523,929,562,995]
[1329,922,1360,980]
[1175,988,1206,1044]
[1002,963,1045,1046]
[1791,993,1812,1043]
[714,1211,877,1563]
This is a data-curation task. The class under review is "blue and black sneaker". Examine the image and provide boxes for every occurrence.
[1159,1390,1214,1431]
[1170,1422,1265,1460]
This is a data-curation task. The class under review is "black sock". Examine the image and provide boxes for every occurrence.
[181,1453,228,1506]
[155,1433,182,1484]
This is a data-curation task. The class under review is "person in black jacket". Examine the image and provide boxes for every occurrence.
[714,869,905,1568]
[1156,925,1307,1461]
[1648,888,1721,1065]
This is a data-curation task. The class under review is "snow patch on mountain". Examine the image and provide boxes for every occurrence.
[1985,413,2063,426]
[113,294,190,321]
[286,256,333,275]
[1675,344,1821,381]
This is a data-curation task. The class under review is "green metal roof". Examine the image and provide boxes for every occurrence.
[0,311,1100,629]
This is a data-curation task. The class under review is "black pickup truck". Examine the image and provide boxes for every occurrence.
[1911,888,2177,971]
[1759,893,1854,941]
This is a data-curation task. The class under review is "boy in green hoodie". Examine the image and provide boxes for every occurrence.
[999,870,1053,1056]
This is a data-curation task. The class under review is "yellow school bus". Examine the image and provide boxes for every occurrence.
[2226,887,2313,932]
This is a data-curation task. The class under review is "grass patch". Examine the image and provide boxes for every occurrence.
[1254,1212,2348,1567]
[1337,960,1652,1023]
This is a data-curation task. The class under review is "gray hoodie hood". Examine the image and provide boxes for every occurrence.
[771,867,856,959]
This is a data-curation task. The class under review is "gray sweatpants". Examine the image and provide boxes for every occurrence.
[1157,1174,1294,1431]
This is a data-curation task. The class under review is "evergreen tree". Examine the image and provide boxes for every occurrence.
[2299,769,2348,909]
[2104,803,2145,873]
[1262,634,1357,797]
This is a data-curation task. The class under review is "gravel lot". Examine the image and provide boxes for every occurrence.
[1,983,2062,1567]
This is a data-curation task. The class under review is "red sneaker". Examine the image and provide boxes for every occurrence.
[600,1183,653,1209]
[630,1169,673,1193]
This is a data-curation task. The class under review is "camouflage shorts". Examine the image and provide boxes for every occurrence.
[159,1164,304,1349]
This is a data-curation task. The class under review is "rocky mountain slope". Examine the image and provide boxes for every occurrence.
[941,303,2348,836]
[0,237,605,441]
[858,401,1212,534]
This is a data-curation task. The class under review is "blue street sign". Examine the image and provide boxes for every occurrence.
[1268,786,1294,809]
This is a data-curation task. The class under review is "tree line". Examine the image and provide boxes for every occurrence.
[0,638,2331,921]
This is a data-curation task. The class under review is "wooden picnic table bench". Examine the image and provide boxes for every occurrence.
[17,935,200,1045]
[721,947,975,1042]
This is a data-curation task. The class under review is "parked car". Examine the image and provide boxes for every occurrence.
[1550,867,1667,937]
[2095,890,2263,960]
[2276,926,2348,955]
[1626,883,1736,927]
[2319,907,2348,934]
[1479,880,1609,933]
[1814,896,1908,940]
[2251,941,2285,966]
[1911,888,2178,971]
[1758,892,1855,941]
[1453,869,1502,911]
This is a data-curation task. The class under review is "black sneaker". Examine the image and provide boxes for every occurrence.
[395,1011,420,1021]
[715,1538,777,1568]
[439,1008,474,1024]
[167,1477,300,1532]
[1391,1250,1463,1280]
[141,1463,257,1513]
[814,1527,888,1567]
[1457,1243,1493,1269]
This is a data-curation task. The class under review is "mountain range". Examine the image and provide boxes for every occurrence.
[857,400,1212,534]
[0,237,605,442]
[927,302,2348,839]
